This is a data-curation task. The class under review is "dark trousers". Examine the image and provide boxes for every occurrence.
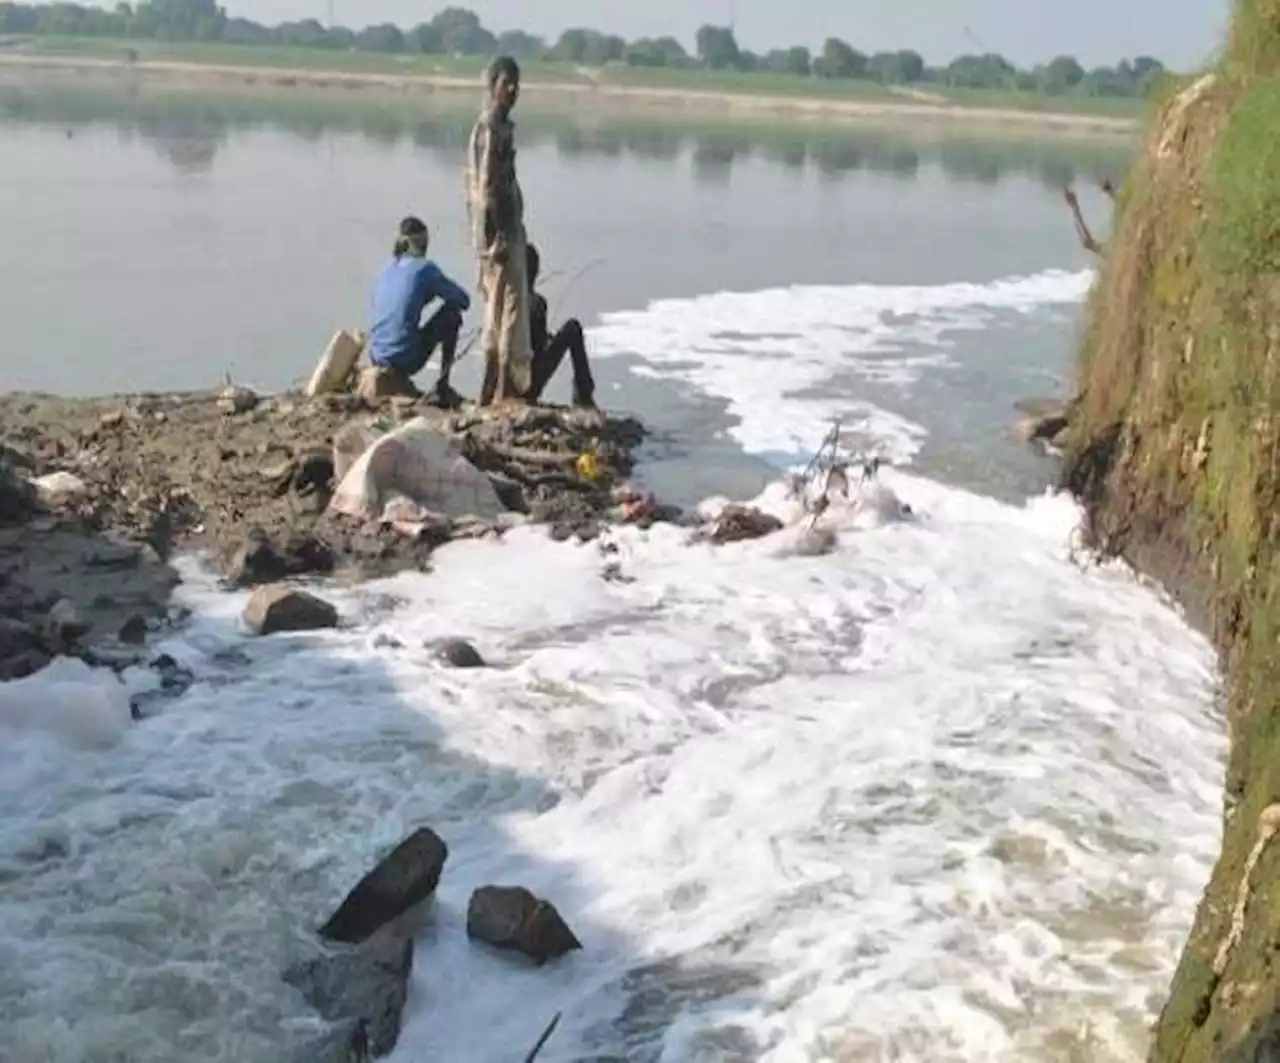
[526,318,596,405]
[394,304,463,380]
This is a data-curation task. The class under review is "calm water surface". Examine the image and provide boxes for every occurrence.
[0,85,1127,501]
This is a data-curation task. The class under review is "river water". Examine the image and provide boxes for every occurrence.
[0,83,1226,1063]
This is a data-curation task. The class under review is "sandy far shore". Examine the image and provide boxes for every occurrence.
[0,52,1141,137]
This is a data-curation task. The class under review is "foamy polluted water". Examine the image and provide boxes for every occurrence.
[591,267,1095,465]
[0,270,1225,1063]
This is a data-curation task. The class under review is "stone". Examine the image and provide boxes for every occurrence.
[1015,410,1070,445]
[85,543,142,571]
[46,597,91,652]
[487,473,528,513]
[706,505,785,545]
[0,441,35,472]
[243,585,339,636]
[0,456,36,523]
[0,616,44,661]
[32,471,87,509]
[151,652,195,695]
[284,533,336,577]
[356,366,419,404]
[0,649,51,681]
[1013,398,1072,446]
[433,639,486,669]
[282,934,413,1059]
[465,885,582,966]
[118,614,148,645]
[319,826,449,945]
[225,528,290,588]
[217,385,259,415]
[293,450,336,498]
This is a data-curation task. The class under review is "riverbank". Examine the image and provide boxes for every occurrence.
[1060,4,1280,1057]
[0,385,655,682]
[0,49,1142,137]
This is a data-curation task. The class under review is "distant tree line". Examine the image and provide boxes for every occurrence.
[0,1,1168,98]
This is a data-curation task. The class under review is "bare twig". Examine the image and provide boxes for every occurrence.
[544,256,608,319]
[523,1012,562,1062]
[791,420,888,531]
[453,325,482,364]
[486,444,578,468]
[1062,185,1104,257]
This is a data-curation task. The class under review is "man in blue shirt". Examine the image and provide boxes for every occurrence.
[368,216,471,401]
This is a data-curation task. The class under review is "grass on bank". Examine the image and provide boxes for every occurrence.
[1064,0,1280,1059]
[4,34,1146,118]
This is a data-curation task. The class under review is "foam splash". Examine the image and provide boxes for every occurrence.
[0,657,133,751]
[590,268,1094,465]
[0,267,1220,1063]
[0,474,1222,1063]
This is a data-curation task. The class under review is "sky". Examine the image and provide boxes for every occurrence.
[205,0,1230,69]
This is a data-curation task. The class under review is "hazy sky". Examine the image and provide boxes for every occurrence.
[209,0,1229,68]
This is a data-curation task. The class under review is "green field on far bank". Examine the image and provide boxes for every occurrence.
[4,35,1147,119]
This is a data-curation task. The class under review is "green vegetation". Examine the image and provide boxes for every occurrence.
[0,0,1163,112]
[1062,1,1280,1059]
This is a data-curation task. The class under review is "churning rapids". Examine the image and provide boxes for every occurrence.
[0,270,1225,1063]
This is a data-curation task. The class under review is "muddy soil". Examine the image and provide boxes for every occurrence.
[0,387,654,677]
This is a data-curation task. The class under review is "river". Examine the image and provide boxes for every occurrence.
[0,82,1225,1063]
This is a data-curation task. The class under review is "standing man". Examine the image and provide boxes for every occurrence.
[466,55,532,406]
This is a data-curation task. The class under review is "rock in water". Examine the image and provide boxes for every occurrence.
[0,617,49,679]
[434,638,486,669]
[319,827,449,945]
[707,504,784,545]
[225,528,290,588]
[118,614,148,645]
[466,885,582,966]
[282,935,413,1059]
[242,585,339,636]
[46,597,91,653]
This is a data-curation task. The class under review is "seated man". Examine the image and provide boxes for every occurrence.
[368,216,470,401]
[524,243,597,409]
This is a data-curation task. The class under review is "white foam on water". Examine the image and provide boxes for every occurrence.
[0,270,1222,1063]
[0,657,134,751]
[590,268,1094,465]
[0,474,1223,1063]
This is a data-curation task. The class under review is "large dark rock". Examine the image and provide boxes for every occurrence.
[118,614,148,645]
[0,616,44,661]
[0,448,35,528]
[225,528,290,587]
[466,885,582,966]
[243,585,339,636]
[226,529,337,587]
[433,638,486,669]
[320,827,449,945]
[0,461,35,527]
[283,934,413,1059]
